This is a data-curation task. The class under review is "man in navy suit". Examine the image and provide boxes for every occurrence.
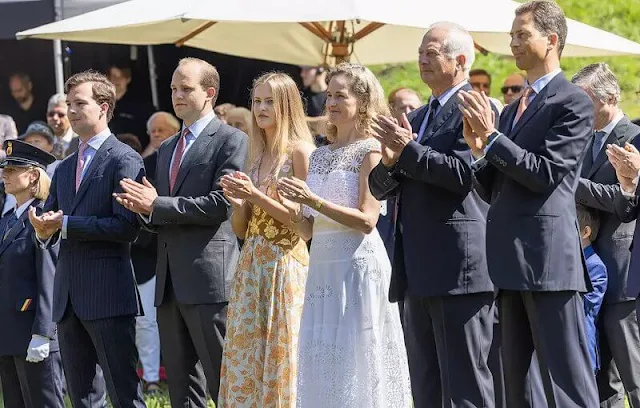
[572,63,640,408]
[369,23,496,407]
[29,71,146,407]
[458,1,598,406]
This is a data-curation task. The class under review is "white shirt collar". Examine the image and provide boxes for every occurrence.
[14,198,35,218]
[82,127,112,151]
[182,111,216,139]
[527,68,562,95]
[432,80,469,107]
[598,111,625,134]
[2,193,16,217]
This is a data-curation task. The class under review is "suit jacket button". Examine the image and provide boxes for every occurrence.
[163,243,167,248]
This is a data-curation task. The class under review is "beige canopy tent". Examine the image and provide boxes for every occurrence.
[16,0,640,67]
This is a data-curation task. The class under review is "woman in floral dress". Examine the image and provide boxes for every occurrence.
[217,72,315,408]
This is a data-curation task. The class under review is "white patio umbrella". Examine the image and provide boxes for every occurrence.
[16,0,640,66]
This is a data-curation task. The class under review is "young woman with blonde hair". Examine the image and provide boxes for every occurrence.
[277,63,412,407]
[218,72,315,407]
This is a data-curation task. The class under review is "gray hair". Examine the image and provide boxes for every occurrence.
[571,63,621,105]
[146,111,181,132]
[427,22,476,76]
[47,93,67,110]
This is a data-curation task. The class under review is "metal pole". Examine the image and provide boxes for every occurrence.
[147,45,159,109]
[52,0,64,93]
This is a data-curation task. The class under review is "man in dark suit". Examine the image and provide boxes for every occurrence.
[369,23,496,407]
[572,63,640,408]
[458,1,598,406]
[115,58,248,406]
[29,70,146,407]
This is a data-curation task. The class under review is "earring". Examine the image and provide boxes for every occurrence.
[359,107,366,113]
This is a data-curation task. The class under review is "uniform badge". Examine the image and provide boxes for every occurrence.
[6,142,12,156]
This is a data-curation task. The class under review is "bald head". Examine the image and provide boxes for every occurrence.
[501,73,526,105]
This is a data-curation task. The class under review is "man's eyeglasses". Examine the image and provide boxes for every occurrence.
[501,86,524,94]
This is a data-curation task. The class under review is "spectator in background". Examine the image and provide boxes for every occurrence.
[5,73,47,133]
[0,114,18,161]
[225,106,251,134]
[300,65,328,117]
[19,121,61,178]
[116,133,143,154]
[470,68,504,112]
[46,93,78,159]
[108,64,155,150]
[140,111,180,158]
[388,87,422,123]
[501,73,526,105]
[213,103,236,124]
[469,68,492,95]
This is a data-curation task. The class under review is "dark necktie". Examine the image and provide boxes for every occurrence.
[418,98,440,143]
[592,130,607,162]
[2,211,17,241]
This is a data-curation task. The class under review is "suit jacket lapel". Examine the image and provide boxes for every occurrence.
[409,105,428,134]
[0,199,41,256]
[172,118,221,196]
[588,117,631,178]
[509,87,549,139]
[157,135,179,196]
[71,136,114,213]
[581,136,595,177]
[420,83,470,145]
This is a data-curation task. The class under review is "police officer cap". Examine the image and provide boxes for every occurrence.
[1,139,56,169]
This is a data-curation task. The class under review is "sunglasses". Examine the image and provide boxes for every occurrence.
[501,85,524,94]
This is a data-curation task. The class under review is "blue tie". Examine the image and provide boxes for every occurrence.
[2,211,17,241]
[592,131,607,162]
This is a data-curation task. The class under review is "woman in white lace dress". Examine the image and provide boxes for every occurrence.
[277,63,412,407]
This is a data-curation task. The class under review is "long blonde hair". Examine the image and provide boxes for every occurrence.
[247,72,313,175]
[325,63,390,143]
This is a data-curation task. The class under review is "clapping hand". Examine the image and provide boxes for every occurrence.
[220,172,257,208]
[607,143,640,193]
[277,177,316,206]
[457,90,496,142]
[462,116,485,158]
[113,177,157,216]
[371,114,416,167]
[28,208,63,240]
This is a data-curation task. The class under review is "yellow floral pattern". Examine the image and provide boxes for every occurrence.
[218,157,309,408]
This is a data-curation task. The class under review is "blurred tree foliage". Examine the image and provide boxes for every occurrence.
[370,0,640,118]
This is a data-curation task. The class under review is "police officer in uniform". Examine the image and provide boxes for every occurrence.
[0,139,63,407]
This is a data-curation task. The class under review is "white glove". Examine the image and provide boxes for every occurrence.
[26,334,50,363]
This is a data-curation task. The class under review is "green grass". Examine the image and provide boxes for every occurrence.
[0,384,215,408]
[369,0,640,119]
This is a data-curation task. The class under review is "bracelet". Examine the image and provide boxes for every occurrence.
[313,198,323,211]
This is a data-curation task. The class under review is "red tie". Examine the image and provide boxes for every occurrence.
[169,129,189,192]
[513,87,533,124]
